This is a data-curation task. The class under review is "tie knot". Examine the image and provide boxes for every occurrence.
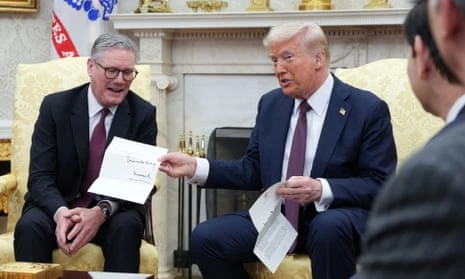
[299,101,311,114]
[100,108,109,118]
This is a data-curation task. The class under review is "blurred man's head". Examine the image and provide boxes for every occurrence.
[405,0,464,120]
[428,0,465,84]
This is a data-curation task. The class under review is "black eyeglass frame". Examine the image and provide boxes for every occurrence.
[94,61,139,81]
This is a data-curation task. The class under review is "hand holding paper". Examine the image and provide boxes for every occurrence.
[88,137,168,204]
[249,182,297,273]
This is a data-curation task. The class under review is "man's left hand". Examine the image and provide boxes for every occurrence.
[63,207,106,255]
[276,176,322,204]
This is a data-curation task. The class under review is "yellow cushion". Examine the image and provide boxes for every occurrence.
[245,58,444,279]
[245,254,311,279]
[0,232,157,273]
[1,57,157,275]
[335,58,444,166]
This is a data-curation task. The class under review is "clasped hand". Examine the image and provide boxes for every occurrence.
[276,176,323,204]
[55,207,105,256]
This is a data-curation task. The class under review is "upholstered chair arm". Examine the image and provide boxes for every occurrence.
[0,173,17,195]
[143,177,161,245]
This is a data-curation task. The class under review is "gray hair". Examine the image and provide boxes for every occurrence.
[90,33,137,62]
[263,22,331,65]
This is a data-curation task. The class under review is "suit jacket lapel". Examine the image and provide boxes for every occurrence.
[311,78,351,177]
[269,95,294,183]
[70,85,90,178]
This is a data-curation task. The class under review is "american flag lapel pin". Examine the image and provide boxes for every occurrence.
[339,108,346,116]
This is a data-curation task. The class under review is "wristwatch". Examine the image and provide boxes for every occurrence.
[97,201,111,220]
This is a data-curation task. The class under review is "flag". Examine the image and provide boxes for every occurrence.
[51,0,118,59]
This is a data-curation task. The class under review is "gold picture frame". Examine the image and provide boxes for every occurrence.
[0,0,39,13]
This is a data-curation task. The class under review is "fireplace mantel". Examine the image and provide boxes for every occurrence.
[112,8,409,30]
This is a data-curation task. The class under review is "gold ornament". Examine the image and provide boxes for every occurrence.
[247,0,271,12]
[298,0,334,10]
[135,0,172,13]
[364,0,391,9]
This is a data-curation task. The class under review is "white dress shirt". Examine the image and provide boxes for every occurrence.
[446,94,465,124]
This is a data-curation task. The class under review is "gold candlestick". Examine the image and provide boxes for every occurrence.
[178,134,186,153]
[135,0,172,13]
[199,134,206,158]
[364,0,391,8]
[298,0,334,10]
[186,131,194,156]
[247,0,271,12]
[194,136,201,157]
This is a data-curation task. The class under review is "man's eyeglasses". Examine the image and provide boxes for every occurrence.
[95,61,138,81]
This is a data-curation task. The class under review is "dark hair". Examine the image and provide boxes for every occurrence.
[404,0,460,84]
[453,0,465,17]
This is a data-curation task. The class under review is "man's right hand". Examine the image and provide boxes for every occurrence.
[55,207,80,256]
[159,152,197,178]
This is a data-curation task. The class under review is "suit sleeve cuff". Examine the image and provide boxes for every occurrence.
[53,206,68,223]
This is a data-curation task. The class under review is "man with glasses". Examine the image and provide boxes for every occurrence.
[14,33,157,273]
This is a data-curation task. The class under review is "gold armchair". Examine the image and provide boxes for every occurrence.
[0,57,158,275]
[245,58,444,278]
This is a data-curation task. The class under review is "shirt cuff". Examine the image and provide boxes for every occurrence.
[53,206,67,223]
[187,157,209,185]
[314,178,334,212]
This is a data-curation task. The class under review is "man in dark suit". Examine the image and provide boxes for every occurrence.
[14,33,157,273]
[159,22,397,279]
[355,1,465,278]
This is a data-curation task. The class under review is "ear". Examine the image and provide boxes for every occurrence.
[87,58,94,76]
[313,53,325,70]
[414,35,432,80]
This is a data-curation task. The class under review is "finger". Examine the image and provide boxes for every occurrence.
[70,214,81,223]
[67,223,81,241]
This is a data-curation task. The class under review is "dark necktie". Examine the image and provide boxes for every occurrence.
[72,108,109,208]
[285,101,311,253]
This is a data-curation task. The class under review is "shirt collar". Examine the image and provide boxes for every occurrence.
[446,94,465,124]
[87,86,117,118]
[293,73,333,115]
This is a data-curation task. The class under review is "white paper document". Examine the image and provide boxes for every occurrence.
[249,182,298,273]
[88,137,168,204]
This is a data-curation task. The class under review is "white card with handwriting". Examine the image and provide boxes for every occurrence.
[88,137,168,204]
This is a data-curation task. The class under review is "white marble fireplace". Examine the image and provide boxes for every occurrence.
[111,9,409,278]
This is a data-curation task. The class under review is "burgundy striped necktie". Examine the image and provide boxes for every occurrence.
[285,101,311,253]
